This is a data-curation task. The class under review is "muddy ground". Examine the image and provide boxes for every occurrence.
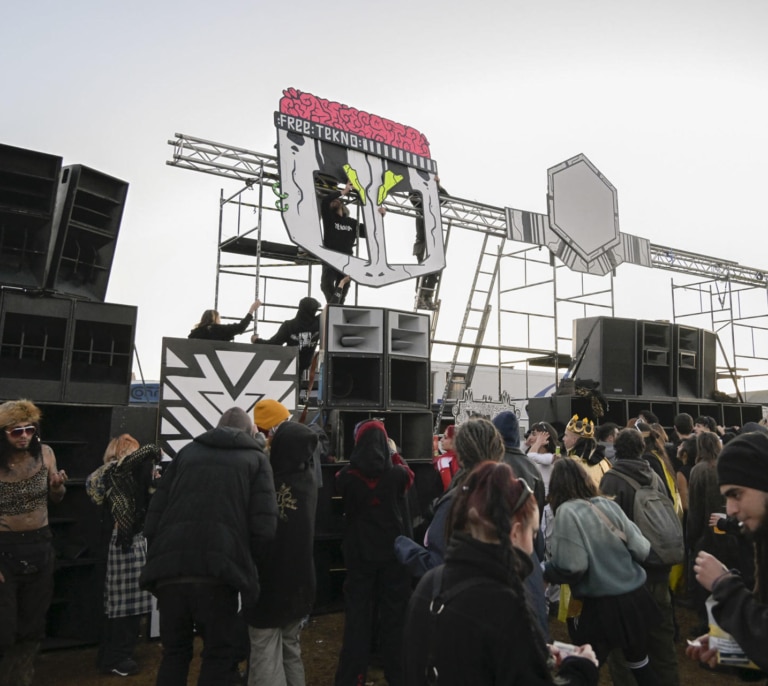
[33,603,751,685]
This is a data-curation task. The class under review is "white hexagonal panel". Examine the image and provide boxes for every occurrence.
[547,154,620,263]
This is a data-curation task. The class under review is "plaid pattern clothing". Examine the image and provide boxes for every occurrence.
[105,530,153,618]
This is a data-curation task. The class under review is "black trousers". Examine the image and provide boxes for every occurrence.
[0,528,54,648]
[98,614,142,671]
[334,559,410,686]
[320,265,349,304]
[155,582,238,686]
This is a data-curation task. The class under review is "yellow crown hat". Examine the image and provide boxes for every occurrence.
[565,414,594,439]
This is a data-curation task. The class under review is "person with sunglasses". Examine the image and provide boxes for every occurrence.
[404,461,599,685]
[0,399,67,686]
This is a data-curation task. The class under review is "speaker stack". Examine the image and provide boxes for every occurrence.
[0,290,137,405]
[572,316,717,401]
[321,305,432,460]
[0,143,133,406]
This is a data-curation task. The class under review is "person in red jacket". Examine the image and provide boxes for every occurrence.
[433,424,459,491]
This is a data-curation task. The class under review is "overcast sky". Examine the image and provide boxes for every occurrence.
[3,0,767,382]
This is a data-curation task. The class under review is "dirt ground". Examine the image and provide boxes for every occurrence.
[33,602,752,685]
[35,607,756,686]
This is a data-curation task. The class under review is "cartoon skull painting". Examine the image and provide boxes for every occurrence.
[274,88,446,288]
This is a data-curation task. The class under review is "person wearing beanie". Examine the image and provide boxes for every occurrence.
[334,420,413,686]
[0,399,67,686]
[253,399,292,436]
[492,411,545,519]
[687,431,768,675]
[252,295,325,377]
[141,406,277,685]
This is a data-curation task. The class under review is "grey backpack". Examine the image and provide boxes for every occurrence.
[612,470,684,567]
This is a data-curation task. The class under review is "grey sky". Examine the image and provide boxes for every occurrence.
[3,0,767,380]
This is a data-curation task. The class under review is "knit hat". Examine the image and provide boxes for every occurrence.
[717,431,768,492]
[253,399,291,432]
[492,411,520,448]
[0,399,41,429]
[218,407,253,433]
[444,424,456,440]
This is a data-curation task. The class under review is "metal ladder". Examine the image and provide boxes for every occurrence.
[434,232,506,432]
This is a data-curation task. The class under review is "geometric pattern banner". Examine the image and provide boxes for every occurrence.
[159,337,297,456]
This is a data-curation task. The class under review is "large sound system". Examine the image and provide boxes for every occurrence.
[48,165,128,301]
[0,144,62,290]
[573,316,717,400]
[0,291,136,405]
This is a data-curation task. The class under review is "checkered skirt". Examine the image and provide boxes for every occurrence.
[105,530,153,618]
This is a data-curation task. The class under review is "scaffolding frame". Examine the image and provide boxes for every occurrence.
[168,133,768,404]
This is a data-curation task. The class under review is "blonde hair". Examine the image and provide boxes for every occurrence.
[103,434,140,464]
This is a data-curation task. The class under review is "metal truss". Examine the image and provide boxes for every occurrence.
[168,134,768,288]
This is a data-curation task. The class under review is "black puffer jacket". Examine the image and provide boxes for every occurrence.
[141,427,277,601]
[244,422,318,628]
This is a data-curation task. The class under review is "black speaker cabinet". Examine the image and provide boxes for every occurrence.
[323,306,384,409]
[330,409,433,461]
[0,291,72,402]
[48,165,128,301]
[573,317,637,395]
[64,301,136,405]
[323,353,384,408]
[386,309,430,410]
[0,144,62,289]
[639,321,673,397]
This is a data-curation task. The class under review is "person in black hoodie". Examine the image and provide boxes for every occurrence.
[599,429,680,686]
[244,421,318,686]
[251,297,322,377]
[141,407,277,686]
[404,461,599,686]
[188,301,260,341]
[334,420,413,686]
[320,182,365,304]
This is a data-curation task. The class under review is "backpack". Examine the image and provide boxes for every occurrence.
[611,470,684,567]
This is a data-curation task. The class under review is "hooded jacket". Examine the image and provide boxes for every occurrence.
[492,412,545,518]
[253,297,321,373]
[244,422,318,628]
[141,427,277,600]
[336,421,413,564]
[405,533,598,685]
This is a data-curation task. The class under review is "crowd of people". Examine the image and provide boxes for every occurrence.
[2,395,768,685]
